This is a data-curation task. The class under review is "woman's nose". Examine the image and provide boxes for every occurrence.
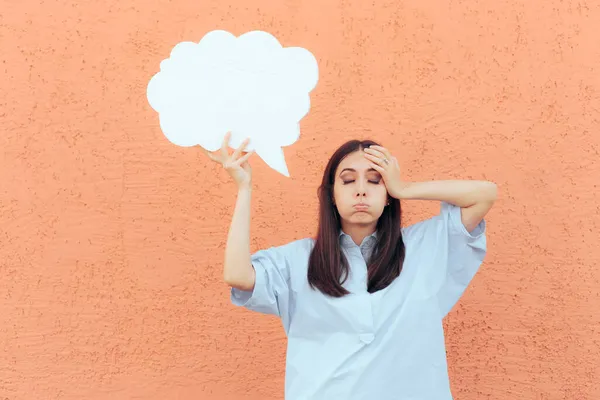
[355,182,366,197]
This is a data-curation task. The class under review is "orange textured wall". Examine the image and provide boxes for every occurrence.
[1,1,599,399]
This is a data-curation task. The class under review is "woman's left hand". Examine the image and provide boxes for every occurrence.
[363,145,409,199]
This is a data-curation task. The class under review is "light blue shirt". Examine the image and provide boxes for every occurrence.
[231,202,487,399]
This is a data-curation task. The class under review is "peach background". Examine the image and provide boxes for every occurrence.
[2,0,600,399]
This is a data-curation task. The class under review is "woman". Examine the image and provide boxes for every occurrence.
[203,133,497,400]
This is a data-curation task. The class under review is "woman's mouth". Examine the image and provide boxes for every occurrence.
[353,203,369,211]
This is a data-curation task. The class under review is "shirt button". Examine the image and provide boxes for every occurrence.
[359,333,375,344]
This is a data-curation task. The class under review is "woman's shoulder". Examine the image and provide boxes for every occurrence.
[255,236,315,258]
[287,237,316,255]
[401,218,435,244]
[251,237,315,277]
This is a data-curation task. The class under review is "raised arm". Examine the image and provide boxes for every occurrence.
[223,186,255,290]
[394,180,497,232]
[201,132,256,291]
[363,145,497,232]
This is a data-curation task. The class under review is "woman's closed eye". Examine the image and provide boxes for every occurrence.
[342,179,381,185]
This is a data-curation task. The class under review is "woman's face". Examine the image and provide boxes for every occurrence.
[333,149,389,230]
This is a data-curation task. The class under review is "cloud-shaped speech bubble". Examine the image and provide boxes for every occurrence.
[146,30,319,177]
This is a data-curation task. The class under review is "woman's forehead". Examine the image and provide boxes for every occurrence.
[337,151,373,172]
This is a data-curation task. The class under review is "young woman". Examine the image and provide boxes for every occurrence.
[203,133,497,400]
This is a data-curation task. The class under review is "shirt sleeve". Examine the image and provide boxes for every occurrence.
[436,201,487,317]
[230,242,293,326]
[403,201,487,318]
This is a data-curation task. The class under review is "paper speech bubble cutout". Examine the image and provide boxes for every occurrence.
[147,30,319,177]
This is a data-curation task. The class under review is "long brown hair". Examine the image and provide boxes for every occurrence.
[307,139,406,297]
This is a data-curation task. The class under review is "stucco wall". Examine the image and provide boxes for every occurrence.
[1,0,599,399]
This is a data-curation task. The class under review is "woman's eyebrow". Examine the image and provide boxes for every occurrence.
[339,168,378,175]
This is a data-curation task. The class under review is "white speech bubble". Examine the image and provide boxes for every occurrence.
[146,30,319,177]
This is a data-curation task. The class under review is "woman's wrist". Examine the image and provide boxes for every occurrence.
[237,184,252,194]
[390,180,412,200]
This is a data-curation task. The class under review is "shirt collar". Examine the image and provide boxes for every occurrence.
[339,230,378,248]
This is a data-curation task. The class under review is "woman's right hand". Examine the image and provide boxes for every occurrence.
[201,132,254,189]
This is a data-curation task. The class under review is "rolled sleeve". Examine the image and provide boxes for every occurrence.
[437,202,487,317]
[230,244,292,322]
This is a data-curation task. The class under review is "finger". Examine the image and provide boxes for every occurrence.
[200,147,221,162]
[234,149,254,165]
[364,147,386,159]
[368,162,386,174]
[220,132,231,159]
[241,160,252,172]
[231,138,250,161]
[364,152,386,166]
[370,145,392,159]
